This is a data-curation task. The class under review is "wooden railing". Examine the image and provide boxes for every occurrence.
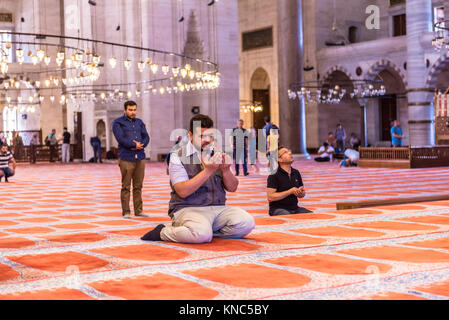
[12,145,74,163]
[359,146,449,168]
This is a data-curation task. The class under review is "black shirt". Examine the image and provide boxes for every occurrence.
[267,166,304,210]
[63,132,71,144]
[232,127,248,149]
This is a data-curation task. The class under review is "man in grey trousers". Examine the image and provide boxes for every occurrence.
[141,114,255,243]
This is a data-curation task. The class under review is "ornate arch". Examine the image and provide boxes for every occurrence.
[322,65,352,82]
[365,59,408,89]
[425,51,449,89]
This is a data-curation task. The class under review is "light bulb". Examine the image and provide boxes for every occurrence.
[180,68,187,78]
[92,55,101,65]
[37,49,45,61]
[66,58,73,67]
[109,57,117,68]
[137,61,145,72]
[159,87,165,94]
[16,48,24,58]
[124,59,132,70]
[189,70,195,80]
[127,90,132,98]
[17,56,24,64]
[35,81,40,88]
[150,63,158,74]
[44,56,51,66]
[28,96,33,103]
[31,55,39,65]
[57,51,65,60]
[45,79,51,87]
[100,92,106,100]
[18,96,22,103]
[6,96,11,103]
[162,64,169,75]
[185,64,191,71]
[39,96,44,102]
[75,52,83,61]
[172,67,180,77]
[53,78,59,86]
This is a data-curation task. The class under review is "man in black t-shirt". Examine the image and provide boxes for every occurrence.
[266,146,313,216]
[60,127,71,163]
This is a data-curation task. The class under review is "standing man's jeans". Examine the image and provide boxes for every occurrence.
[336,140,345,153]
[30,145,37,164]
[0,167,14,180]
[49,145,57,162]
[62,143,70,163]
[92,143,102,163]
[233,149,248,176]
[269,207,313,216]
[119,159,145,216]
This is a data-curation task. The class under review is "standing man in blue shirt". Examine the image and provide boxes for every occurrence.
[112,101,150,218]
[390,120,403,147]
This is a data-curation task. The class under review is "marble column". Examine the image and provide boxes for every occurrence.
[406,0,434,146]
[277,0,308,155]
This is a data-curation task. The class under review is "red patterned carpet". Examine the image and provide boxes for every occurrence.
[1,160,449,300]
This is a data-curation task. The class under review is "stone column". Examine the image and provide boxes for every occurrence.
[277,0,308,155]
[406,0,434,146]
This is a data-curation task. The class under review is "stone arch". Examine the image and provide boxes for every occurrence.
[322,65,352,82]
[426,52,449,89]
[248,67,271,130]
[365,59,408,89]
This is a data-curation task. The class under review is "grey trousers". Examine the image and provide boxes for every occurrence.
[269,207,313,216]
[62,143,70,163]
[161,206,255,243]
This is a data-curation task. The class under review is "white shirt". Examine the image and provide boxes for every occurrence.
[318,146,335,158]
[344,148,359,162]
[169,141,202,186]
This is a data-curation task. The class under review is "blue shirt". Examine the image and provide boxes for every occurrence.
[391,126,403,146]
[112,115,150,161]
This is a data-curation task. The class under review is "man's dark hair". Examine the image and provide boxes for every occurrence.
[264,116,271,123]
[353,143,360,150]
[189,114,214,133]
[277,145,290,157]
[124,100,137,110]
[323,142,329,147]
[64,127,67,130]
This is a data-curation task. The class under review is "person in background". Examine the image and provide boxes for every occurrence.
[112,100,150,219]
[335,123,346,154]
[0,144,16,183]
[29,133,39,164]
[391,120,403,147]
[90,135,102,163]
[326,132,336,148]
[13,132,24,160]
[267,146,312,216]
[60,127,71,163]
[349,132,360,149]
[248,126,259,174]
[340,143,360,167]
[47,129,58,162]
[0,132,6,145]
[314,142,335,162]
[231,119,249,176]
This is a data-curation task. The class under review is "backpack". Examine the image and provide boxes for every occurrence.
[266,124,280,136]
[44,135,50,146]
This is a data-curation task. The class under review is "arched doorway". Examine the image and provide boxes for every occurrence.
[96,119,106,150]
[318,70,359,146]
[367,64,407,146]
[250,68,271,130]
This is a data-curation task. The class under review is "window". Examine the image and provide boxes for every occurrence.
[434,6,445,29]
[0,30,12,63]
[393,14,406,37]
[348,26,358,44]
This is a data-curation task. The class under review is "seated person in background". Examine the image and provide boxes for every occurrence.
[314,142,335,162]
[326,132,336,148]
[349,132,360,149]
[340,144,360,167]
[141,114,255,243]
[267,146,312,216]
[0,144,16,182]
